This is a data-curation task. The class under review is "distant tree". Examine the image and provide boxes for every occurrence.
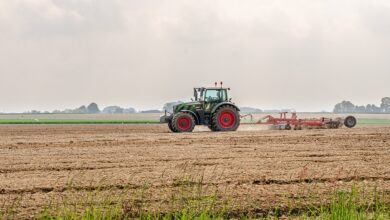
[381,97,390,112]
[333,101,356,113]
[366,104,373,113]
[63,109,74,114]
[87,103,100,114]
[372,105,382,113]
[123,108,136,113]
[355,105,366,113]
[366,104,381,113]
[113,108,123,114]
[74,105,88,114]
[29,110,41,114]
[102,106,124,114]
[240,107,263,114]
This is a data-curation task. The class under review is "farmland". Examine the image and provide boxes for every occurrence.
[1,118,390,218]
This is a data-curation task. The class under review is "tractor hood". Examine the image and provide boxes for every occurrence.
[173,101,201,113]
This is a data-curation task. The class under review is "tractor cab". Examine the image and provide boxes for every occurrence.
[193,87,229,103]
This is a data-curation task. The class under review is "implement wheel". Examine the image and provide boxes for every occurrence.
[344,116,357,128]
[210,105,240,132]
[171,112,195,132]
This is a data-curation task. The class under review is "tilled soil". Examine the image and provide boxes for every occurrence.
[0,124,390,217]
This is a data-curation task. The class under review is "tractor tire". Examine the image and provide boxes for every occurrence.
[167,120,177,132]
[344,116,357,128]
[171,112,195,132]
[285,124,291,130]
[210,105,240,132]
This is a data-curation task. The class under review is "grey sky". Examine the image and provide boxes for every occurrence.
[0,0,389,112]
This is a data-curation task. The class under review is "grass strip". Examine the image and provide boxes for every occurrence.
[36,186,390,220]
[357,118,390,124]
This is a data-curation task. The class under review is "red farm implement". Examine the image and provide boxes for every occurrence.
[257,112,357,130]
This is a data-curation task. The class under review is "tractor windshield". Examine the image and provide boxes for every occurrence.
[194,88,227,102]
[204,89,227,102]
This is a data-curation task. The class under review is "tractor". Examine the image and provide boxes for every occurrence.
[160,84,240,132]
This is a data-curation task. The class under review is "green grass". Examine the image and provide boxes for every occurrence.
[0,118,160,124]
[35,186,390,220]
[356,118,390,125]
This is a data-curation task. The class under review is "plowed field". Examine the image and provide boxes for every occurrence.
[1,124,390,218]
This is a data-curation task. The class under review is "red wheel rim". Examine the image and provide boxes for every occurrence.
[177,116,191,130]
[218,110,236,128]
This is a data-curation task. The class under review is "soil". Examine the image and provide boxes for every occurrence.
[1,124,389,217]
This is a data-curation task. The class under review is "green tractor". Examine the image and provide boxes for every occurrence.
[161,86,240,132]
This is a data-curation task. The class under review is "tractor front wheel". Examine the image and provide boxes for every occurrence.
[210,106,240,131]
[171,112,195,132]
[167,120,177,132]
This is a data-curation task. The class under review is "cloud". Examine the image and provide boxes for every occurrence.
[0,0,389,112]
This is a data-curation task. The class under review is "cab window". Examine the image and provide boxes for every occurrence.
[205,90,226,102]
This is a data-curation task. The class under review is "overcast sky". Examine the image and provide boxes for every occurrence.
[0,0,389,112]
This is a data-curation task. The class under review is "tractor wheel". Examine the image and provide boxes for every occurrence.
[171,112,195,132]
[344,116,357,128]
[285,124,291,130]
[210,105,240,132]
[167,120,177,132]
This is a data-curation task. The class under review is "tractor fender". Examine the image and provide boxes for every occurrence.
[180,110,200,125]
[211,102,240,114]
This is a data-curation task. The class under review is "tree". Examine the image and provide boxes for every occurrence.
[381,97,390,112]
[366,104,381,113]
[240,107,263,114]
[123,108,136,113]
[74,105,88,114]
[355,105,366,113]
[333,101,356,113]
[102,106,124,114]
[87,103,100,114]
[29,110,41,114]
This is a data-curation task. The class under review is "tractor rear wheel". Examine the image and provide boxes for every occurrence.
[210,105,240,131]
[171,112,195,132]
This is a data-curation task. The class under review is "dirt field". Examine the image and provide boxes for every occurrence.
[1,124,390,217]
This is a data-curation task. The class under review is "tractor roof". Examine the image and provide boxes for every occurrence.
[195,87,230,90]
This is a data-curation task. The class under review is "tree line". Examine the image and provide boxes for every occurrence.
[25,103,161,114]
[333,97,390,113]
[13,97,390,114]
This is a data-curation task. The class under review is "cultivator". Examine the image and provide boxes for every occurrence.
[257,112,357,130]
